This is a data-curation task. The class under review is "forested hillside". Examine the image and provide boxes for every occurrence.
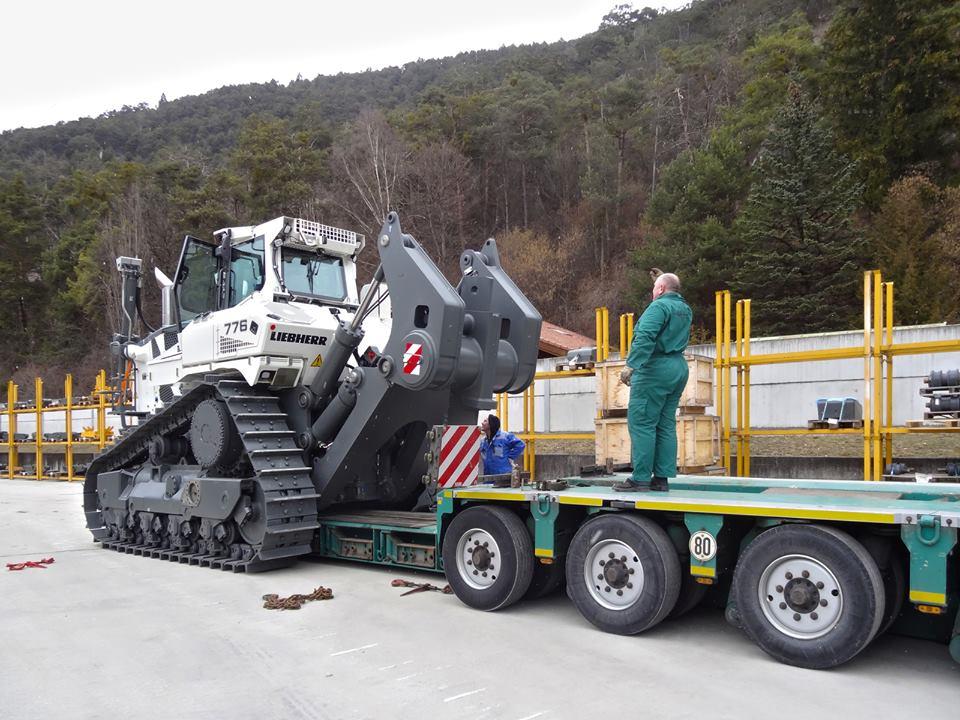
[1,0,958,385]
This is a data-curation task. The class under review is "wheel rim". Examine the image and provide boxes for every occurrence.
[758,554,843,639]
[456,528,502,590]
[583,539,645,610]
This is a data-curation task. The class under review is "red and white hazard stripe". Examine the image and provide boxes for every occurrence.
[403,342,423,375]
[438,425,481,488]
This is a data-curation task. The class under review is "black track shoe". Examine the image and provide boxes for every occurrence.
[650,476,669,492]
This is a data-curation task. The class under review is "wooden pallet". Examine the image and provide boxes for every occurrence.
[906,418,960,428]
[678,463,726,475]
[924,411,960,420]
[807,419,864,429]
[555,361,595,372]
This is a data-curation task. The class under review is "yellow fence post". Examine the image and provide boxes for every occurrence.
[734,300,743,476]
[65,374,74,481]
[595,308,603,362]
[626,313,635,350]
[863,271,872,481]
[35,377,43,481]
[529,378,536,482]
[97,369,108,450]
[743,299,752,477]
[522,386,530,473]
[872,271,883,481]
[6,381,16,479]
[714,292,723,471]
[722,291,732,473]
[884,282,894,472]
[601,307,610,362]
[619,314,627,358]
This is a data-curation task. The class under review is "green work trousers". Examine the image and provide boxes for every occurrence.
[628,353,689,483]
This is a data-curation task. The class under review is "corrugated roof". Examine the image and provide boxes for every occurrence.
[539,320,594,357]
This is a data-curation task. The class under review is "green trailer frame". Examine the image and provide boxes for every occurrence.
[314,473,960,667]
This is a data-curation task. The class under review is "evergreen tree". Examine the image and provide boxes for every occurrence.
[824,0,960,200]
[0,175,48,373]
[734,87,866,335]
[869,175,960,325]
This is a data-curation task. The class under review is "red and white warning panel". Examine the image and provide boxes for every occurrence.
[432,424,482,489]
[402,342,423,376]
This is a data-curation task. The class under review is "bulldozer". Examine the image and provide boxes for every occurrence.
[83,212,541,571]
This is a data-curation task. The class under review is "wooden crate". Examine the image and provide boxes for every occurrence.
[676,413,721,469]
[594,418,631,466]
[594,414,720,469]
[595,354,714,416]
[681,355,714,407]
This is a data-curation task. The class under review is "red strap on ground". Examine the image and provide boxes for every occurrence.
[6,557,55,571]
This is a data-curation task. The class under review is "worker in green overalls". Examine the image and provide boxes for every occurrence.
[615,272,692,492]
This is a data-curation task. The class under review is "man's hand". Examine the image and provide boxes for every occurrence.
[620,367,633,386]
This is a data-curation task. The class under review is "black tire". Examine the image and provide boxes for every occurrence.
[668,570,708,619]
[442,506,534,611]
[565,513,681,635]
[732,524,885,669]
[878,552,906,636]
[525,559,565,600]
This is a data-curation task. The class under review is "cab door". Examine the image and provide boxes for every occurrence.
[174,235,219,366]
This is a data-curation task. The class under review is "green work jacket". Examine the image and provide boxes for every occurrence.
[625,291,693,371]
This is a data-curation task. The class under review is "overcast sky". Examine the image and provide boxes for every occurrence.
[0,1,689,132]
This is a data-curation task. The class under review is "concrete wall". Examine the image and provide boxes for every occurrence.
[496,323,960,433]
[688,323,960,427]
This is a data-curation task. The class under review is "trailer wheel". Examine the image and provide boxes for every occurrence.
[669,571,708,619]
[526,560,565,600]
[878,552,906,636]
[565,513,681,635]
[442,506,534,611]
[732,524,885,669]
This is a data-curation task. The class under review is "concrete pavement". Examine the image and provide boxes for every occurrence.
[1,480,957,719]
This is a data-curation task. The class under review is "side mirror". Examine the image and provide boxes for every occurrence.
[155,268,176,328]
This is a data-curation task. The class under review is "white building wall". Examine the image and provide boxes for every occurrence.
[688,323,960,427]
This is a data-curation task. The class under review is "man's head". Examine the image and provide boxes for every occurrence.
[652,272,681,300]
[481,414,501,439]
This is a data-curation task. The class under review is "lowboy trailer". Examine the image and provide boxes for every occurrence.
[311,465,960,670]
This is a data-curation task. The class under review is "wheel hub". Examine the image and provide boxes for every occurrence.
[471,545,493,572]
[784,577,820,613]
[603,559,630,589]
[456,529,501,590]
[759,554,843,639]
[584,540,644,610]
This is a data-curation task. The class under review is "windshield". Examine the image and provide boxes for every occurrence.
[282,248,346,300]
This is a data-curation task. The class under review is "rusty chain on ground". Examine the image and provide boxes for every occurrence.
[262,586,333,610]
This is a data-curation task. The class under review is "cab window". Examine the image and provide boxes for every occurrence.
[283,249,346,300]
[229,237,264,306]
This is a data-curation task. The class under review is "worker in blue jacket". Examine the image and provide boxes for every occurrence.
[480,414,525,475]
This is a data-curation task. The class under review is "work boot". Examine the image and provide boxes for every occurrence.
[613,479,650,492]
[650,476,669,492]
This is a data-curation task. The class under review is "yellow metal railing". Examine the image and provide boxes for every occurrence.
[498,307,637,481]
[3,370,112,481]
[717,271,960,481]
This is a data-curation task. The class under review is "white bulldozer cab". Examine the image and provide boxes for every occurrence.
[123,217,392,413]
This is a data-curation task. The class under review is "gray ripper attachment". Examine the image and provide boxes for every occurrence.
[302,212,542,508]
